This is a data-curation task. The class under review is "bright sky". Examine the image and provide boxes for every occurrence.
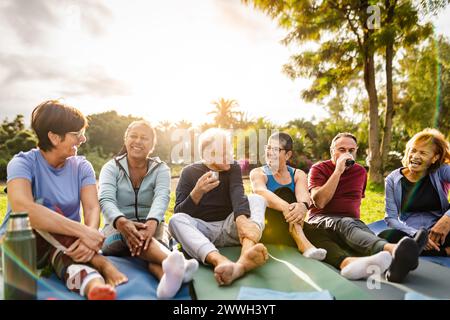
[0,0,449,127]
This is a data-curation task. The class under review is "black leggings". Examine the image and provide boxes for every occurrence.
[261,187,370,269]
[378,228,450,257]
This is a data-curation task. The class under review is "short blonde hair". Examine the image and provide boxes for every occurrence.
[198,128,232,161]
[402,128,450,171]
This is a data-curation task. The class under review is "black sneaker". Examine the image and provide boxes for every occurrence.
[414,228,429,254]
[385,237,419,283]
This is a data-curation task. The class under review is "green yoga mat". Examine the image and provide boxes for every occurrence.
[192,244,373,300]
[347,258,450,300]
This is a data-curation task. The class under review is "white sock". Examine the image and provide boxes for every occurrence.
[183,258,199,283]
[157,251,185,299]
[303,248,327,261]
[341,251,392,280]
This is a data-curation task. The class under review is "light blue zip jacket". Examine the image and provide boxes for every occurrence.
[384,164,450,236]
[99,153,171,227]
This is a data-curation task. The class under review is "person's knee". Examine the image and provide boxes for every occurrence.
[273,187,296,202]
[168,213,191,235]
[52,233,78,248]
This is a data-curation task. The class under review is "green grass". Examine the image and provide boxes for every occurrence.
[0,183,6,225]
[360,182,386,224]
[0,180,386,227]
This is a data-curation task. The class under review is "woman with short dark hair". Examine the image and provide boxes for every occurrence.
[1,100,127,300]
[250,132,327,260]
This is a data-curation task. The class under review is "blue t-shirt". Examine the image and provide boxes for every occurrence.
[0,149,96,235]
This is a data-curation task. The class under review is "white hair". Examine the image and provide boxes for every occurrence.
[198,128,233,162]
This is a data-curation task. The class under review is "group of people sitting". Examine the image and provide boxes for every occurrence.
[0,100,449,300]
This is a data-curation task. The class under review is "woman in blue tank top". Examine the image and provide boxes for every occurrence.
[250,132,326,260]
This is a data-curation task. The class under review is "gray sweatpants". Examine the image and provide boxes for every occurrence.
[168,194,267,263]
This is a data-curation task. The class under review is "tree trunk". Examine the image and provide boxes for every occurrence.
[363,36,383,184]
[380,0,396,173]
[381,40,394,173]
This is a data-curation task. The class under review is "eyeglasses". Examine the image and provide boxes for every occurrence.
[67,128,86,139]
[264,145,287,153]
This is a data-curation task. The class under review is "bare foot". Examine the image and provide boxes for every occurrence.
[213,244,268,286]
[237,243,268,272]
[87,284,117,300]
[102,263,128,287]
[91,255,128,287]
[214,261,244,286]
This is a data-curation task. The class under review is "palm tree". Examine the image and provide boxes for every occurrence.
[208,98,241,128]
[175,120,192,130]
[157,120,173,133]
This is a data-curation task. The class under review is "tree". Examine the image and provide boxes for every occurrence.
[396,36,450,138]
[1,115,25,145]
[4,131,37,156]
[378,1,433,170]
[0,115,36,180]
[82,110,142,156]
[208,98,242,128]
[244,0,435,183]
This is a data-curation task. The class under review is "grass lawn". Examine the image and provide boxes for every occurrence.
[0,180,386,228]
[0,183,6,224]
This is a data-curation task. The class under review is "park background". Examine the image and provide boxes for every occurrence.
[0,0,449,225]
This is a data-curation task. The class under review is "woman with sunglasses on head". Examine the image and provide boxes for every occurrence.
[0,100,126,300]
[250,132,327,260]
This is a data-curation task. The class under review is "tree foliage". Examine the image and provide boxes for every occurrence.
[0,115,37,180]
[243,0,437,183]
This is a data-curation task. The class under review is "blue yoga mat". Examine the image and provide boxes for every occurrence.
[367,220,450,268]
[37,256,191,300]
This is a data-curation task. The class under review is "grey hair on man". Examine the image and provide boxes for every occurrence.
[198,128,234,164]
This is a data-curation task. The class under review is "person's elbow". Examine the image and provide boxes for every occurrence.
[311,193,326,209]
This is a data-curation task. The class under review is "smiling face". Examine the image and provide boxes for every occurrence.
[265,137,291,169]
[405,141,439,174]
[125,124,154,160]
[49,128,87,159]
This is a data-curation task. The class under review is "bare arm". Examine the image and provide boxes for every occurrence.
[310,171,342,209]
[7,179,104,251]
[8,179,86,236]
[249,168,290,212]
[80,184,101,229]
[294,170,310,205]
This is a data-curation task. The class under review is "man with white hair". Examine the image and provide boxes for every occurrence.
[169,128,268,286]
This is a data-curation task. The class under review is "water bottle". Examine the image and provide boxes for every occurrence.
[2,212,37,300]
